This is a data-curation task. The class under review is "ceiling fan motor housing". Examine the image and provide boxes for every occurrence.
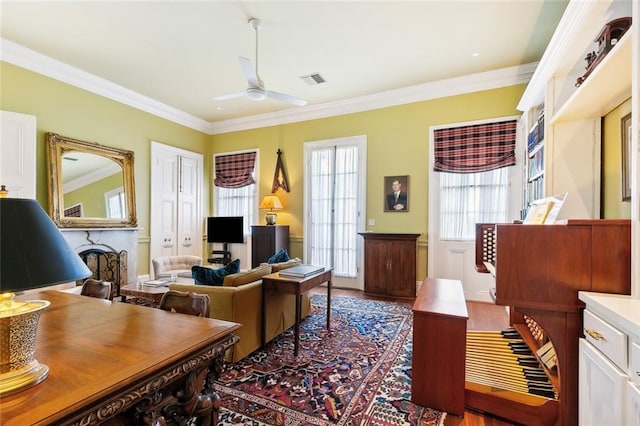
[247,87,266,100]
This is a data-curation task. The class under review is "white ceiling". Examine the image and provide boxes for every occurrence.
[1,1,568,128]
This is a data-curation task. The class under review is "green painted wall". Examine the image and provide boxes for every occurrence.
[1,62,211,275]
[211,85,527,280]
[2,60,549,281]
[602,98,632,219]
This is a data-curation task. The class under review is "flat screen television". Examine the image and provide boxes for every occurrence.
[207,216,244,243]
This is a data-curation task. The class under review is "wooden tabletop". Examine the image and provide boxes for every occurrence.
[1,290,240,426]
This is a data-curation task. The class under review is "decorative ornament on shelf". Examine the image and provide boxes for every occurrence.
[0,185,8,198]
[575,16,632,87]
[0,197,92,396]
[259,195,283,225]
[271,149,290,193]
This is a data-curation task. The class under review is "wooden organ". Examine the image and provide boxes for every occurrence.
[472,220,631,426]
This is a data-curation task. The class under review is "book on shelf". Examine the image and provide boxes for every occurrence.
[279,265,325,278]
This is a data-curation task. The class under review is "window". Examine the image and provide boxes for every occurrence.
[213,150,258,235]
[439,168,509,241]
[104,187,126,219]
[434,118,517,241]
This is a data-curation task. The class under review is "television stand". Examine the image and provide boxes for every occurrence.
[208,242,231,265]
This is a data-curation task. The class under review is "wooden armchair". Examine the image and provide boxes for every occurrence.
[159,290,210,317]
[80,279,113,300]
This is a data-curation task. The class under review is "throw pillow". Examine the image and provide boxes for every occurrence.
[192,259,240,286]
[267,248,290,264]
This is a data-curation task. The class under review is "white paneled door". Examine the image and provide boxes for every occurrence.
[0,110,36,198]
[150,142,203,276]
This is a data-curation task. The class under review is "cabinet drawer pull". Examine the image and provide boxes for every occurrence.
[636,371,640,377]
[584,328,605,341]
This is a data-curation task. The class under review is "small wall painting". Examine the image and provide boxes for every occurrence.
[384,175,409,212]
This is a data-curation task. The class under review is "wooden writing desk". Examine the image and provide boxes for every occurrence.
[1,291,240,426]
[261,269,332,357]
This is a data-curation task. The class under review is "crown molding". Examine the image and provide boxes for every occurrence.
[1,38,212,133]
[2,37,535,136]
[517,0,604,111]
[208,63,537,134]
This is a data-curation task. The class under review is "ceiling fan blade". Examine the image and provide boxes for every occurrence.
[214,91,246,101]
[265,90,307,106]
[239,56,259,87]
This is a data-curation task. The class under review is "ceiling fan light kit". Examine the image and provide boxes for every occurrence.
[214,17,307,107]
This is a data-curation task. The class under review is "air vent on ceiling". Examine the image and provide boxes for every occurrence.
[299,73,326,86]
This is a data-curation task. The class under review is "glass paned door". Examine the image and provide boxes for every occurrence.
[304,136,366,290]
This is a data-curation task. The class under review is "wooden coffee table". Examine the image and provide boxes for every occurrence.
[120,283,170,303]
[261,268,332,357]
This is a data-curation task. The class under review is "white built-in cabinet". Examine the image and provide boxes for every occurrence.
[150,142,203,275]
[517,0,634,220]
[579,292,640,425]
[628,378,640,425]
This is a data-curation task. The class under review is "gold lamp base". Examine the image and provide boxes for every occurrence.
[265,211,278,225]
[0,360,49,396]
[0,293,50,396]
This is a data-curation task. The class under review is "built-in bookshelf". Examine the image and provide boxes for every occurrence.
[517,0,633,220]
[522,108,545,219]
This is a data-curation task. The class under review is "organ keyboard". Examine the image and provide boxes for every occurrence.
[467,329,557,398]
[471,220,631,426]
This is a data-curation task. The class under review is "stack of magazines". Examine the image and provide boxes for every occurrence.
[279,265,324,278]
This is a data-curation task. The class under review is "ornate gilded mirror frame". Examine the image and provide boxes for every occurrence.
[46,132,137,228]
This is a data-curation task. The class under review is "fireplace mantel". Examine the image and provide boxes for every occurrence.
[60,228,139,285]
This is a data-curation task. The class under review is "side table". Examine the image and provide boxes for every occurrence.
[261,268,333,357]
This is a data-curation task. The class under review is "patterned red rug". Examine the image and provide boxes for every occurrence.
[215,295,446,425]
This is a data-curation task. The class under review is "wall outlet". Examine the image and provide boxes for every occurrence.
[368,218,376,226]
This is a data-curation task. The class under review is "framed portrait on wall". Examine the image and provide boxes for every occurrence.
[384,175,409,212]
[622,113,632,201]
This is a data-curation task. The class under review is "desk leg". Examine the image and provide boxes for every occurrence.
[261,285,266,348]
[326,278,332,334]
[294,293,302,357]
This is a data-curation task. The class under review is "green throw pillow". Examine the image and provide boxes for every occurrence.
[192,259,240,286]
[267,248,290,264]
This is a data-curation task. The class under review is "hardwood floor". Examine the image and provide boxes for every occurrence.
[310,287,514,426]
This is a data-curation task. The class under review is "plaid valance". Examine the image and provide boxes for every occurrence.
[214,151,257,188]
[433,119,517,173]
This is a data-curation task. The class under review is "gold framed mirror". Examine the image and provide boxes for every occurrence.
[46,132,137,228]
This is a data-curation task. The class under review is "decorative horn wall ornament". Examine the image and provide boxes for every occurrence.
[271,149,290,193]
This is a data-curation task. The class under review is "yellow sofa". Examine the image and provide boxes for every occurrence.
[169,259,311,362]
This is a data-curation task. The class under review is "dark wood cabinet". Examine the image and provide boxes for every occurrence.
[359,232,419,298]
[251,225,289,267]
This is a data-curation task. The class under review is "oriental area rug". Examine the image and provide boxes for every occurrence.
[215,295,446,426]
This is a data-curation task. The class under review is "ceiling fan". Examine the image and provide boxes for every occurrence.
[214,18,307,106]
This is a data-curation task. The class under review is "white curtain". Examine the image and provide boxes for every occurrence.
[439,167,509,241]
[309,145,358,277]
[215,182,256,236]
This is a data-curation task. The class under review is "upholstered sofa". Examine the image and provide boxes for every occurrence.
[168,259,311,362]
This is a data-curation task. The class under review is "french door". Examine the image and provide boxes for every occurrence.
[303,135,366,290]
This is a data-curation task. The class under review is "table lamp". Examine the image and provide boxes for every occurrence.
[259,195,283,225]
[0,197,91,396]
